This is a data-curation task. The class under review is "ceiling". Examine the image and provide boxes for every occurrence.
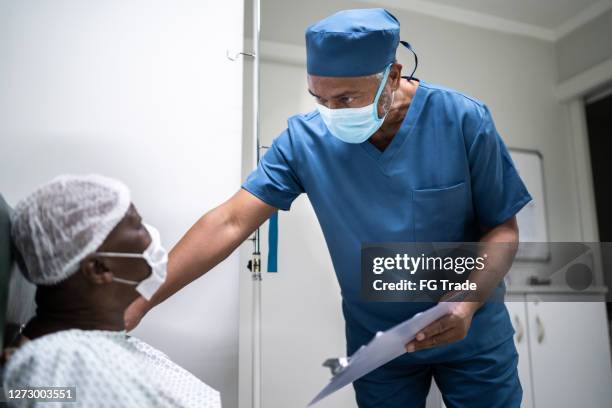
[362,0,612,40]
[422,0,601,29]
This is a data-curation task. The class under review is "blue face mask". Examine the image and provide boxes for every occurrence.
[316,64,393,144]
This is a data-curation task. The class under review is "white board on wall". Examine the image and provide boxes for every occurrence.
[509,149,550,261]
[0,1,243,406]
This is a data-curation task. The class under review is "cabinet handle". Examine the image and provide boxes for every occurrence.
[514,315,524,343]
[536,315,545,344]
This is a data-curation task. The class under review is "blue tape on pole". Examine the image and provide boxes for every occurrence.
[267,212,278,272]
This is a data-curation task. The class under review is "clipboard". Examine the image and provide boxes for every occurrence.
[307,301,456,406]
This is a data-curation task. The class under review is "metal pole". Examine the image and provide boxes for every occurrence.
[251,0,262,407]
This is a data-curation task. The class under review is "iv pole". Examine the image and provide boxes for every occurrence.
[226,1,264,406]
[229,0,262,405]
[250,0,262,407]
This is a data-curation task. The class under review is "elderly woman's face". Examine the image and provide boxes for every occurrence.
[95,204,152,283]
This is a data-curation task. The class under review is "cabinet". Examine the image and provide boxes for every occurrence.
[507,294,612,407]
[433,296,612,407]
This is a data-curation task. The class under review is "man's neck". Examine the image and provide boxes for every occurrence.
[25,307,125,339]
[368,78,419,152]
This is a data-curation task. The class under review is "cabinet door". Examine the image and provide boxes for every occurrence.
[526,297,612,407]
[506,301,534,408]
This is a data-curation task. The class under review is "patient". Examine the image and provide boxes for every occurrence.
[4,175,221,407]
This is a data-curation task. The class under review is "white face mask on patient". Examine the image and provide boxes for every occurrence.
[94,223,168,301]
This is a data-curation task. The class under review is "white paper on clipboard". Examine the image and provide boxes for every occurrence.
[307,301,456,407]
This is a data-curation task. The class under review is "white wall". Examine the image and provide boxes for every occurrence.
[556,9,612,82]
[256,0,583,242]
[240,0,593,406]
[0,1,243,406]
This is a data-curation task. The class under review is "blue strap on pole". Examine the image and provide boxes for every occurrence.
[267,212,278,272]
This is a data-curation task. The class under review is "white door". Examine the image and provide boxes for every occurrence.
[526,296,612,407]
[258,197,356,408]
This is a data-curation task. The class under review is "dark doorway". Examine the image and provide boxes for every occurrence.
[585,89,612,331]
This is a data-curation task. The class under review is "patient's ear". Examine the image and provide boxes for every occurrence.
[81,256,114,285]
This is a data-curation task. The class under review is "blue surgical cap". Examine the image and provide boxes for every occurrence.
[305,8,400,77]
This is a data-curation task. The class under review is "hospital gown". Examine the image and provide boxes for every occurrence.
[3,329,221,407]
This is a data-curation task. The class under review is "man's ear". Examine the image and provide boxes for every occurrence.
[390,63,403,90]
[80,256,114,285]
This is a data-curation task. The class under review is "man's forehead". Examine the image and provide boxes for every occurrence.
[307,74,378,97]
[119,203,141,225]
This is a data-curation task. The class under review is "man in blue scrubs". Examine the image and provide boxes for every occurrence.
[127,8,531,407]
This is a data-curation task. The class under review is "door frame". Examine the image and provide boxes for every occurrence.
[558,56,612,242]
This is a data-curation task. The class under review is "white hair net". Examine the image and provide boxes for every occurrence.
[11,175,131,285]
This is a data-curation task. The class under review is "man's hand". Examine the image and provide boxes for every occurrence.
[404,217,520,353]
[124,296,151,331]
[404,302,479,353]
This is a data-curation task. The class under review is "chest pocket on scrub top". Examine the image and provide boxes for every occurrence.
[412,181,470,242]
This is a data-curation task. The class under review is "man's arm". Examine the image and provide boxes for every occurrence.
[405,216,519,352]
[125,189,276,330]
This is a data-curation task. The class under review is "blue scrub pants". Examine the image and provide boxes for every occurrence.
[352,337,522,408]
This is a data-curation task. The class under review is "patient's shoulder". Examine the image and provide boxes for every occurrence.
[3,329,221,407]
[3,329,130,388]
